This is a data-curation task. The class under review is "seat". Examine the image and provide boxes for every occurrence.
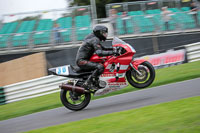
[71,65,93,74]
[12,20,35,46]
[56,17,72,42]
[62,65,91,78]
[0,22,18,48]
[75,15,91,40]
[33,19,53,45]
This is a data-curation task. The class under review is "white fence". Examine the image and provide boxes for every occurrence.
[3,75,68,103]
[185,42,200,62]
[2,42,200,104]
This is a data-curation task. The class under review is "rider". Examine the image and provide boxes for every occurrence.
[76,25,118,89]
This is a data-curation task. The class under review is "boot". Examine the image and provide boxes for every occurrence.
[83,75,93,89]
[83,69,99,90]
[83,76,99,90]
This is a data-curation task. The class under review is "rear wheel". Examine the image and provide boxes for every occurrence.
[60,89,91,111]
[126,61,155,88]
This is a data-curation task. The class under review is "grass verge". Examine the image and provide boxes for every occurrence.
[0,61,200,121]
[25,96,200,133]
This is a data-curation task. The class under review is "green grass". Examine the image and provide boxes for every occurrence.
[25,96,200,133]
[0,61,200,121]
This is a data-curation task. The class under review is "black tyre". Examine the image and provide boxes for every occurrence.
[126,61,155,88]
[60,89,91,111]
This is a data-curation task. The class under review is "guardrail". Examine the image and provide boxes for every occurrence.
[185,42,200,62]
[3,75,68,104]
[1,42,200,105]
[0,87,6,105]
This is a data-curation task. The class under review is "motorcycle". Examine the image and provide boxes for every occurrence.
[49,37,155,111]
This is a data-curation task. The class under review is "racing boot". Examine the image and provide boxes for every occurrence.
[83,75,99,90]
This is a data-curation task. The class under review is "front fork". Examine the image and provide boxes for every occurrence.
[130,63,142,76]
[130,59,147,76]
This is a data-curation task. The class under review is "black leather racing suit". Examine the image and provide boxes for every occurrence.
[76,33,114,80]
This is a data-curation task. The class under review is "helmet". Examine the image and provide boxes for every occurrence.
[93,25,108,41]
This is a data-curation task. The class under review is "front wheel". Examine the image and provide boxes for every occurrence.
[126,61,155,88]
[60,89,91,111]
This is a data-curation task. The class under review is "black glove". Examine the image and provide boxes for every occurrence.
[113,47,120,56]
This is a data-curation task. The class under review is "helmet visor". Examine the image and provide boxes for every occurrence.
[102,32,108,39]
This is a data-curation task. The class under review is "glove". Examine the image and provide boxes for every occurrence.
[113,47,120,56]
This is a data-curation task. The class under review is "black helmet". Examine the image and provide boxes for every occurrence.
[93,25,108,41]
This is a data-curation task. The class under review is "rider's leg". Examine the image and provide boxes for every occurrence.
[84,63,104,87]
[77,59,104,88]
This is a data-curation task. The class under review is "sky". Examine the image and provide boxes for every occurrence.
[0,0,68,22]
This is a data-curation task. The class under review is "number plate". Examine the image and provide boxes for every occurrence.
[56,65,69,75]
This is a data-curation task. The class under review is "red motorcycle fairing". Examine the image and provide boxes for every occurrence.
[90,53,133,73]
[108,77,126,83]
[89,42,135,85]
[90,54,110,63]
[130,59,147,70]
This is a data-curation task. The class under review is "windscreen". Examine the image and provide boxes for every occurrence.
[112,37,136,53]
[112,37,127,45]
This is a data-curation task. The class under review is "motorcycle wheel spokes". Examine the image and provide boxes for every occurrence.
[67,91,86,105]
[126,61,155,88]
[132,65,150,83]
[60,89,91,111]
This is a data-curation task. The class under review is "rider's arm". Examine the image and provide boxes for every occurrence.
[92,39,114,56]
[101,44,113,51]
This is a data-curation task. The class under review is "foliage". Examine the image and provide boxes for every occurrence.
[16,15,41,23]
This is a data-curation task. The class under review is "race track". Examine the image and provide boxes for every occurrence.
[0,78,200,133]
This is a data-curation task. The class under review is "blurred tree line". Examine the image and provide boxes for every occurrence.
[14,15,41,23]
[70,0,143,18]
[19,15,41,21]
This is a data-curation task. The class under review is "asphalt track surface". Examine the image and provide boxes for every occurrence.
[1,78,200,133]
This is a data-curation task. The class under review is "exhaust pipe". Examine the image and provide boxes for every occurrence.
[60,84,89,94]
